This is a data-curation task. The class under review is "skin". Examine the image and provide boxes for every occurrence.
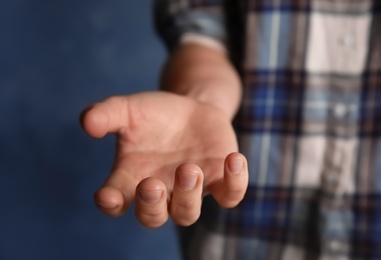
[80,43,249,228]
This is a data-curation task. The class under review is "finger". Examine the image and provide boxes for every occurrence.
[94,168,138,217]
[210,153,248,208]
[169,164,203,226]
[135,177,169,228]
[80,96,130,138]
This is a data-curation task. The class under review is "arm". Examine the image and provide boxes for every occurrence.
[80,1,248,228]
[160,42,242,120]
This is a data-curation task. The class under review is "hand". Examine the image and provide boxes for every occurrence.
[81,91,248,227]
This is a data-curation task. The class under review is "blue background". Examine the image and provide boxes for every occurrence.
[0,0,181,259]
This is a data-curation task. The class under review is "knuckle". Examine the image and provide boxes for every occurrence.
[135,203,164,218]
[105,96,123,105]
[219,199,239,208]
[227,188,245,199]
[170,199,201,226]
[176,199,197,211]
[97,206,124,217]
[135,199,168,228]
[218,191,245,208]
[136,211,168,228]
[172,211,200,226]
[224,180,248,202]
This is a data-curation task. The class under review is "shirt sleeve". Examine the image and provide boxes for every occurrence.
[154,0,226,52]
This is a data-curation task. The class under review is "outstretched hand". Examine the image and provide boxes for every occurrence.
[81,91,248,227]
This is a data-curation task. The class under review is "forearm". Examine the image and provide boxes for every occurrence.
[160,43,242,120]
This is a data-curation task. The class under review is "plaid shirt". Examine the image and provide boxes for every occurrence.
[155,1,381,259]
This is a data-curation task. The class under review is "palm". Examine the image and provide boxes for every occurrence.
[113,91,238,193]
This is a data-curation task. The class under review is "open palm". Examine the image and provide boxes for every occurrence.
[81,91,248,227]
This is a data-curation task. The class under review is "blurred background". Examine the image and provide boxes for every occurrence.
[0,0,181,259]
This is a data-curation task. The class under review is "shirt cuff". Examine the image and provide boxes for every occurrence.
[180,33,227,53]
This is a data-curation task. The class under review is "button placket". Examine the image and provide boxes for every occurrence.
[320,255,349,260]
[322,142,345,191]
[319,141,353,259]
[322,170,340,187]
[328,240,348,252]
[322,239,349,259]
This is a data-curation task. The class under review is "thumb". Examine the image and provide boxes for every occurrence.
[80,96,130,138]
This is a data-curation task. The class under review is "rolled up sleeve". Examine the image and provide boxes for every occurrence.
[154,0,226,52]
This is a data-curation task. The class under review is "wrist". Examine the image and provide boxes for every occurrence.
[160,43,242,120]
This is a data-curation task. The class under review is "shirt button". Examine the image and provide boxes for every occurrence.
[322,257,349,260]
[328,240,348,252]
[330,149,343,168]
[331,103,347,118]
[322,171,339,186]
[339,34,356,48]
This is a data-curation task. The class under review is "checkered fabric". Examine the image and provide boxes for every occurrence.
[155,0,381,259]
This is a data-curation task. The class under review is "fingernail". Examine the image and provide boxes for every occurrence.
[95,201,118,209]
[139,190,162,203]
[229,157,243,174]
[178,172,198,190]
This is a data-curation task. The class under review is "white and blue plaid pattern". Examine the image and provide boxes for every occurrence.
[155,0,381,259]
